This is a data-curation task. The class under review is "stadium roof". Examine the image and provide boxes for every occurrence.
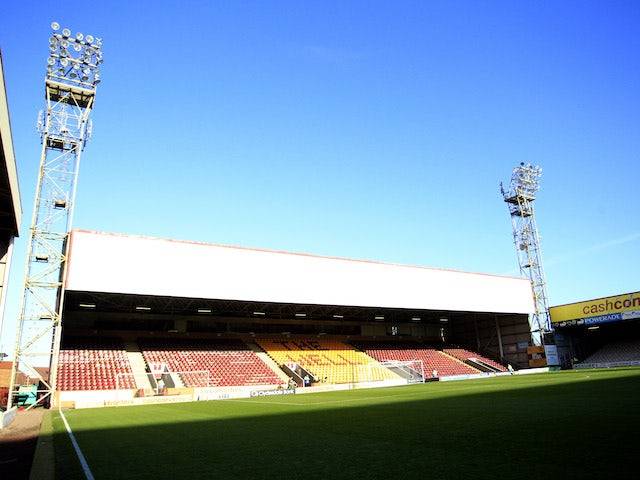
[65,230,535,315]
[0,50,22,238]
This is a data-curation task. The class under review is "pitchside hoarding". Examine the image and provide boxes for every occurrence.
[550,291,640,327]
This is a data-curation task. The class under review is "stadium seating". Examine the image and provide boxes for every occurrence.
[443,348,507,372]
[255,338,398,384]
[57,338,135,391]
[352,341,480,377]
[138,338,282,387]
[55,336,510,393]
[579,339,640,366]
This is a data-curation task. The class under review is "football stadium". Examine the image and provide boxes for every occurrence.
[1,11,640,480]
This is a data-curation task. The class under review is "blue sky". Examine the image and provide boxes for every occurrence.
[0,1,638,354]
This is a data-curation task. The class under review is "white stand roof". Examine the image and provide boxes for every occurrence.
[65,230,535,314]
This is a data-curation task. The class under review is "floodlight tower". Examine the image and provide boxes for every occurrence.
[500,163,551,345]
[8,22,103,408]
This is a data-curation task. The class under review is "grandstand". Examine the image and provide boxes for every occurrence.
[55,334,517,406]
[577,339,640,368]
[550,291,640,368]
[44,229,539,408]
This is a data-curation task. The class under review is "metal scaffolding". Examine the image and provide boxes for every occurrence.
[501,163,550,345]
[8,22,103,408]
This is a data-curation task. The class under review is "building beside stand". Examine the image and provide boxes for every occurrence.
[0,51,22,410]
[0,52,22,408]
[0,52,21,344]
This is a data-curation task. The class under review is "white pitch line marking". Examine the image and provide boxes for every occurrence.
[59,408,95,480]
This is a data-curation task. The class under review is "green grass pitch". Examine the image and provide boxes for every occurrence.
[44,368,640,479]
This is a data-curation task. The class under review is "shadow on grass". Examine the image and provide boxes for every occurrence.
[0,409,45,480]
[44,372,640,480]
[0,436,38,480]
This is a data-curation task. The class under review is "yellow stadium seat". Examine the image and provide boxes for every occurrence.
[255,338,398,384]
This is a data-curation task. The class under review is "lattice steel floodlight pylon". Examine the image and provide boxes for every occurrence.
[8,22,103,408]
[500,163,551,346]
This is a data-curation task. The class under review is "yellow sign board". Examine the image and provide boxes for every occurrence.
[550,291,640,323]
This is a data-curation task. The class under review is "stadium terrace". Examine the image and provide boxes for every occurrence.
[45,229,537,409]
[550,291,640,369]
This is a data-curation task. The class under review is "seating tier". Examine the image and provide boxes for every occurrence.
[352,342,480,377]
[57,338,135,391]
[256,338,397,384]
[138,339,282,387]
[443,348,507,372]
[581,340,640,365]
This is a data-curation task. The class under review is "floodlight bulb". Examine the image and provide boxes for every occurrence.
[69,72,77,78]
[49,46,56,53]
[81,75,89,81]
[95,38,102,46]
[60,58,69,67]
[72,63,80,70]
[61,39,69,48]
[51,22,60,31]
[76,32,84,41]
[47,57,55,66]
[85,35,94,44]
[73,44,82,52]
[62,28,71,37]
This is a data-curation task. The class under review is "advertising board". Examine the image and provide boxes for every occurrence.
[550,291,640,326]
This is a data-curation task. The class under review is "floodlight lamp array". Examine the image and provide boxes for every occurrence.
[47,21,103,87]
[511,162,542,198]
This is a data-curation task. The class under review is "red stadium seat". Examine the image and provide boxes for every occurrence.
[443,348,507,372]
[138,338,281,388]
[56,337,134,391]
[351,341,482,377]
